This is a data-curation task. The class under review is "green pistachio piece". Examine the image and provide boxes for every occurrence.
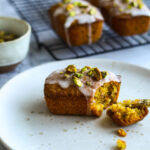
[4,34,16,41]
[81,66,91,73]
[59,72,64,74]
[89,8,96,15]
[79,3,88,8]
[130,2,137,7]
[74,73,83,78]
[63,0,71,4]
[69,11,76,17]
[66,65,77,73]
[87,69,93,76]
[73,2,82,6]
[138,3,143,9]
[93,67,102,81]
[101,71,108,79]
[86,81,91,86]
[72,76,83,87]
[64,74,70,78]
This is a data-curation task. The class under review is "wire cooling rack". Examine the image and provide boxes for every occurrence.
[8,0,150,60]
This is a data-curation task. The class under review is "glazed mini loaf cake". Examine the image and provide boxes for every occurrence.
[88,0,150,36]
[44,65,121,117]
[49,0,104,46]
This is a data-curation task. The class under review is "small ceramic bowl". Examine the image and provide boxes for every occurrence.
[0,16,31,73]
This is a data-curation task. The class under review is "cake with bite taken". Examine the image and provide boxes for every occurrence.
[49,0,104,46]
[44,65,121,117]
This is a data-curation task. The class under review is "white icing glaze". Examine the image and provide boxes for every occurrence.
[45,69,121,98]
[98,0,150,17]
[54,0,103,28]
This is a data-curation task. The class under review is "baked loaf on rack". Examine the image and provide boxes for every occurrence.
[44,65,121,117]
[88,0,150,36]
[49,0,104,46]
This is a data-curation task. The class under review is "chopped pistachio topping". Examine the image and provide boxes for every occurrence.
[72,76,83,87]
[69,11,76,17]
[74,73,83,78]
[66,65,77,73]
[59,72,64,74]
[79,3,88,8]
[89,8,96,15]
[64,74,70,78]
[63,0,71,4]
[81,66,91,73]
[66,4,74,11]
[122,0,143,9]
[86,81,91,86]
[93,67,102,81]
[101,71,108,79]
[87,69,94,77]
[73,1,82,6]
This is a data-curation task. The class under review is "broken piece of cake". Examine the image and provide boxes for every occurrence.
[107,99,149,126]
[44,65,121,116]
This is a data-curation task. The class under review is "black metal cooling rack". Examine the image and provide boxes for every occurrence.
[8,0,150,60]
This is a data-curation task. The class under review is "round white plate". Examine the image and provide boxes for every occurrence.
[0,59,150,150]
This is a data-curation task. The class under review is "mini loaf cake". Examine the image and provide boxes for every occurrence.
[49,0,104,46]
[88,0,150,36]
[44,65,121,116]
[107,99,149,126]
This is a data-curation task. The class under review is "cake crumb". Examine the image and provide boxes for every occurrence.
[39,132,43,135]
[88,131,92,134]
[63,129,68,132]
[117,139,126,150]
[74,127,77,130]
[38,112,44,114]
[117,128,127,137]
[30,111,34,114]
[76,121,80,124]
[26,118,30,121]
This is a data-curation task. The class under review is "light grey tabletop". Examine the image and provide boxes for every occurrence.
[0,0,150,149]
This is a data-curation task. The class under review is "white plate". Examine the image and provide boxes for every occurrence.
[0,59,150,150]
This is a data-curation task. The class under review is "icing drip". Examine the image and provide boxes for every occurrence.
[99,0,150,17]
[45,69,121,97]
[88,24,92,44]
[64,28,71,46]
[53,0,103,45]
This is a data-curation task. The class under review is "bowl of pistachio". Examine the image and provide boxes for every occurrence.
[0,16,31,73]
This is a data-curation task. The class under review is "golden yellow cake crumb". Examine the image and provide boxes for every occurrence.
[107,99,148,126]
[117,128,127,137]
[117,139,126,150]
